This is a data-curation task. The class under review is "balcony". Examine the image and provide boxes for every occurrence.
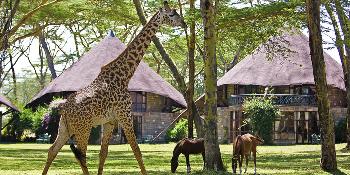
[228,94,317,106]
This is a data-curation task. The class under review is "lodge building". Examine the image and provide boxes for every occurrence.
[26,32,187,144]
[215,33,346,144]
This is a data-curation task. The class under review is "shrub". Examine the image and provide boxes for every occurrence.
[243,96,279,144]
[41,99,64,143]
[4,106,48,141]
[165,118,188,142]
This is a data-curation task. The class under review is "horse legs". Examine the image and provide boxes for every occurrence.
[201,152,205,170]
[185,154,191,174]
[119,112,147,175]
[42,119,69,175]
[244,154,249,173]
[239,155,243,175]
[97,123,115,175]
[253,148,257,175]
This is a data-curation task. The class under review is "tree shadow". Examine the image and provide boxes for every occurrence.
[339,147,350,153]
[329,169,347,175]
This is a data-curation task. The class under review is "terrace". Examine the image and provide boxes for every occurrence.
[228,94,317,106]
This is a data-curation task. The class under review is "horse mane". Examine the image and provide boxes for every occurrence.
[172,138,185,160]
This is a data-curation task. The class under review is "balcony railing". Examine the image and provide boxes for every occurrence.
[228,94,317,106]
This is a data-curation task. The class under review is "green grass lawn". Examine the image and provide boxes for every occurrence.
[0,143,349,175]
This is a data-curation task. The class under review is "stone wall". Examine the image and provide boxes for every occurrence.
[217,108,231,143]
[110,112,177,144]
[328,88,347,108]
[141,112,177,142]
[331,107,347,123]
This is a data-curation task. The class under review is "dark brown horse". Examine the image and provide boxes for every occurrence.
[232,133,263,175]
[171,138,205,173]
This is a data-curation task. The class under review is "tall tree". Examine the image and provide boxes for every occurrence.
[324,0,350,150]
[333,0,350,149]
[200,0,224,170]
[177,0,196,138]
[306,0,337,171]
[187,0,195,138]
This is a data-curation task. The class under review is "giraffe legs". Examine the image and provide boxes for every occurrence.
[97,123,115,175]
[42,118,69,175]
[119,112,147,175]
[73,130,91,175]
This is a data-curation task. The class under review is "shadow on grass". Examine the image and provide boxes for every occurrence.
[0,145,349,174]
[327,169,347,175]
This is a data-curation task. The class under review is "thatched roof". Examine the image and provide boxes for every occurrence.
[0,94,19,112]
[26,32,187,108]
[218,33,345,90]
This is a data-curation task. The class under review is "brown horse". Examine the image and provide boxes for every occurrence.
[232,133,264,175]
[171,138,205,173]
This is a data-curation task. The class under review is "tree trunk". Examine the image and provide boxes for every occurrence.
[325,1,350,150]
[186,0,196,138]
[0,112,2,142]
[201,0,224,170]
[39,31,57,79]
[306,0,337,171]
[9,53,17,100]
[38,42,46,88]
[333,0,350,149]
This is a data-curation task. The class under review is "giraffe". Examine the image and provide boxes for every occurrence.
[41,1,185,175]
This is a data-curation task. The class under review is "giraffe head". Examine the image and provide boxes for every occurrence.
[159,1,186,28]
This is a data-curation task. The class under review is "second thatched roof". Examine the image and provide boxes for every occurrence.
[218,32,345,90]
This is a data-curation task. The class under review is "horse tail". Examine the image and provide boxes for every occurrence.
[233,135,242,155]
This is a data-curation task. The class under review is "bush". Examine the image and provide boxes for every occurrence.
[243,96,279,144]
[4,106,48,141]
[335,118,347,143]
[165,118,188,142]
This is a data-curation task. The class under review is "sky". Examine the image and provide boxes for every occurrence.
[11,28,342,78]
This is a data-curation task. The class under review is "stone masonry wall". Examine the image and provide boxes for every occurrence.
[328,88,347,108]
[110,112,177,144]
[141,112,177,142]
[217,107,231,143]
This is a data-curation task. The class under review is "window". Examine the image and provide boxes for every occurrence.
[131,92,146,112]
[244,85,264,94]
[274,112,295,143]
[274,86,291,94]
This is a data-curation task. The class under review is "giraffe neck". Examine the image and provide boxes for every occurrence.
[100,11,162,86]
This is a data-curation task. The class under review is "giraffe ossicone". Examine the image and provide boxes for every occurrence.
[41,1,185,175]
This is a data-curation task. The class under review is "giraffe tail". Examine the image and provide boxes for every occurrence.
[70,142,86,167]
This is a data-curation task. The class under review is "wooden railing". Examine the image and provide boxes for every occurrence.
[228,94,317,106]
